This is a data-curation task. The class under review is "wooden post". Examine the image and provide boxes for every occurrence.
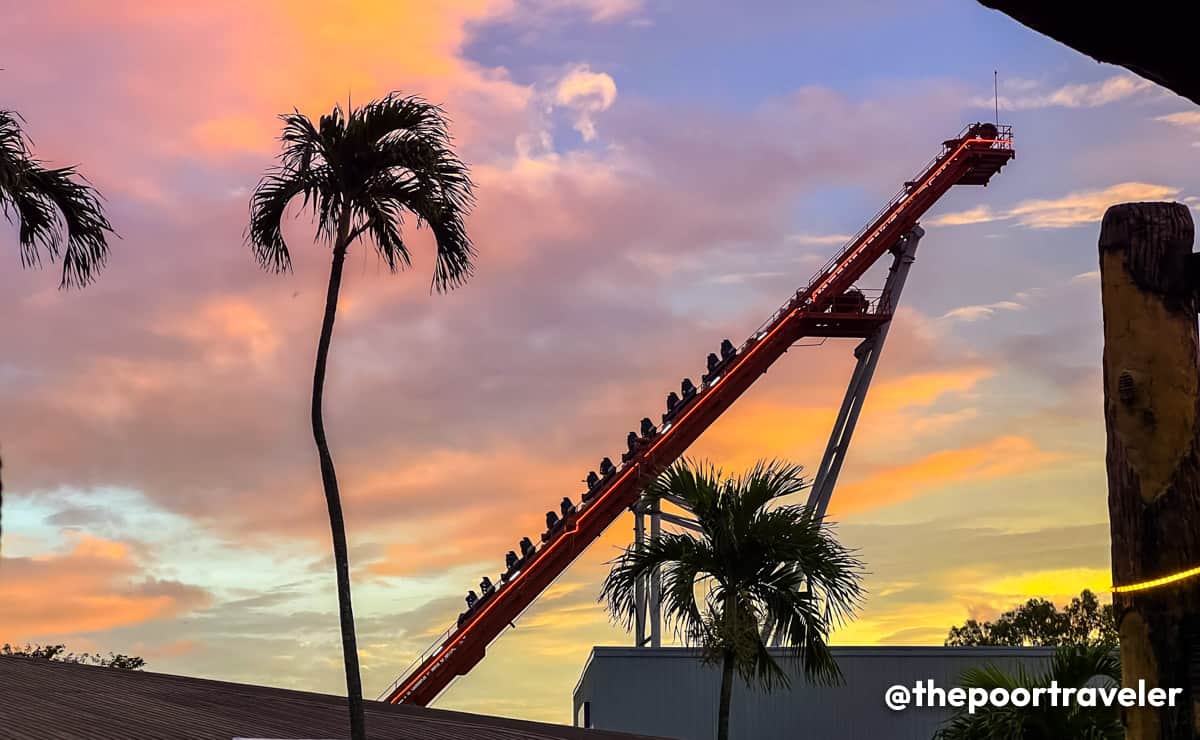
[1099,201,1200,739]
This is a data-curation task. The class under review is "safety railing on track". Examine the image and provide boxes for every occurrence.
[380,626,457,701]
[741,124,1012,354]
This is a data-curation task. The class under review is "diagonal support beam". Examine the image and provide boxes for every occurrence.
[643,226,924,650]
[806,225,923,518]
[765,227,924,649]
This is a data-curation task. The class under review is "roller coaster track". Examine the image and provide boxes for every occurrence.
[383,123,1015,706]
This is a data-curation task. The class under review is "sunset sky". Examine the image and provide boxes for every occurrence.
[3,0,1200,725]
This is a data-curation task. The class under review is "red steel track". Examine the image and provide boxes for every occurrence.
[384,123,1015,706]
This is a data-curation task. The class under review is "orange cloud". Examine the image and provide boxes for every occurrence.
[12,0,534,175]
[690,402,835,472]
[688,362,993,473]
[910,407,980,435]
[351,446,596,576]
[834,600,969,646]
[190,115,279,156]
[1,533,210,640]
[155,297,282,369]
[868,367,993,412]
[833,435,1063,513]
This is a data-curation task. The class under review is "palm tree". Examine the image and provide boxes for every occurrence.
[1,109,115,556]
[935,644,1123,740]
[247,93,475,740]
[1,109,114,288]
[600,459,865,740]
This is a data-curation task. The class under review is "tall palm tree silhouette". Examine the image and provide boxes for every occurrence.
[247,93,475,740]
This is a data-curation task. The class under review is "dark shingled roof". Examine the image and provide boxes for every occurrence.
[0,657,668,740]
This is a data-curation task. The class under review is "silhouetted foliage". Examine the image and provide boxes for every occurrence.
[246,92,475,740]
[2,643,145,670]
[935,644,1122,740]
[601,459,865,740]
[0,109,115,288]
[945,589,1117,648]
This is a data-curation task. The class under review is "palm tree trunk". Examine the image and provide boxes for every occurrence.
[717,648,735,740]
[716,589,738,740]
[313,213,367,740]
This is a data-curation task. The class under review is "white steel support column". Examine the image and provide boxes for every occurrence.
[650,504,662,648]
[634,507,646,647]
[806,225,923,518]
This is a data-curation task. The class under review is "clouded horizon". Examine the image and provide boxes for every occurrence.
[3,0,1197,724]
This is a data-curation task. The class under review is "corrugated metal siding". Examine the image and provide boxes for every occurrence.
[0,656,668,740]
[573,646,1055,740]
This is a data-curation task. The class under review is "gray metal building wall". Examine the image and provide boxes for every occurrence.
[573,646,1054,740]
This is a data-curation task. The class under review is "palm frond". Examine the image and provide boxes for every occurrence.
[736,459,809,512]
[354,196,410,271]
[247,93,476,290]
[0,129,114,288]
[602,458,864,694]
[1041,643,1120,688]
[354,94,454,161]
[278,110,323,174]
[601,531,710,640]
[0,110,32,193]
[367,107,475,290]
[937,645,1124,740]
[246,167,330,272]
[959,662,1024,692]
[358,173,473,284]
[644,458,724,520]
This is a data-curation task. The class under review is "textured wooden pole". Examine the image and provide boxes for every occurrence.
[1100,201,1200,739]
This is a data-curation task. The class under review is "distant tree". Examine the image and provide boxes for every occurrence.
[601,459,865,740]
[935,644,1122,740]
[1,643,145,670]
[1062,590,1118,647]
[945,590,1117,648]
